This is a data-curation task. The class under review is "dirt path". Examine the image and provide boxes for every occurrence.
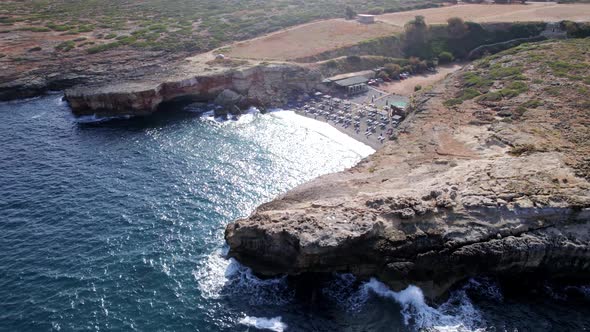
[379,64,463,96]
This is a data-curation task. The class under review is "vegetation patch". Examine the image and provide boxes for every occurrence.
[444,87,481,106]
[55,40,75,52]
[509,144,537,156]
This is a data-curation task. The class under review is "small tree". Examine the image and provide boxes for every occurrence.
[345,6,356,20]
[438,51,454,64]
[377,70,389,80]
[384,63,401,78]
[403,16,431,59]
[447,17,468,38]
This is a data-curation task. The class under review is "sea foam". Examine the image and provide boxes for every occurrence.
[239,316,287,332]
[194,249,293,305]
[323,275,486,332]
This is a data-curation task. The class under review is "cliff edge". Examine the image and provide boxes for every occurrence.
[225,39,590,298]
[64,54,320,116]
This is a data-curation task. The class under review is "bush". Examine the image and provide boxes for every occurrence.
[18,26,51,32]
[478,91,502,102]
[345,6,356,20]
[438,51,454,64]
[55,40,75,52]
[367,7,384,15]
[414,85,422,91]
[384,63,401,78]
[46,23,72,31]
[87,42,120,54]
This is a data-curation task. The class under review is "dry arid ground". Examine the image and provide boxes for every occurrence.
[380,63,463,95]
[377,3,590,26]
[224,3,590,61]
[225,19,401,61]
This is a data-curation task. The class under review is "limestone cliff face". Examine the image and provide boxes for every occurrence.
[65,62,320,116]
[225,40,590,298]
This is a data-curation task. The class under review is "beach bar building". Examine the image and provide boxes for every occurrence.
[333,76,369,95]
[321,71,373,95]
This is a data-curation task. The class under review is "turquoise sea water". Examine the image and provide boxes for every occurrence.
[1,95,590,332]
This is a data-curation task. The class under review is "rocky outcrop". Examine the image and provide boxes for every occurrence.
[225,40,590,298]
[64,61,320,116]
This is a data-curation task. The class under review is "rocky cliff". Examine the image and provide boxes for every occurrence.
[225,39,590,298]
[64,57,321,116]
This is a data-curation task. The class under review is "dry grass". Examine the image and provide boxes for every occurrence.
[377,3,590,26]
[225,19,401,61]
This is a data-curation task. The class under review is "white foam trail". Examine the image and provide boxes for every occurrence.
[239,316,287,332]
[75,114,132,123]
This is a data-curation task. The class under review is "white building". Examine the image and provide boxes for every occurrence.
[357,14,376,24]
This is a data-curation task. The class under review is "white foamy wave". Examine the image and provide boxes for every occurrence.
[355,278,484,332]
[75,114,132,123]
[200,107,260,125]
[239,316,287,332]
[194,250,293,305]
[193,249,238,299]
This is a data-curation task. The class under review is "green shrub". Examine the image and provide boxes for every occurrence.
[478,91,502,102]
[46,23,72,31]
[77,25,94,33]
[443,98,462,107]
[463,72,492,90]
[489,65,523,79]
[104,33,117,39]
[414,84,422,91]
[438,51,453,64]
[513,106,528,119]
[87,42,120,54]
[499,81,528,98]
[55,40,75,52]
[444,87,481,107]
[28,46,42,52]
[18,26,51,32]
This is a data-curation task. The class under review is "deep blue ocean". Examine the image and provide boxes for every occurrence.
[1,94,590,332]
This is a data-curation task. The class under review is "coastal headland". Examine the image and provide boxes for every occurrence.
[225,39,590,298]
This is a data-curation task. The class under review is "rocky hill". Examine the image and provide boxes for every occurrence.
[225,38,590,298]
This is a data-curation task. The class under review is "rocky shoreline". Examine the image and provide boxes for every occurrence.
[225,40,590,299]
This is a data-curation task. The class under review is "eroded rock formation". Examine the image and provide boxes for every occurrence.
[64,59,320,116]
